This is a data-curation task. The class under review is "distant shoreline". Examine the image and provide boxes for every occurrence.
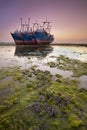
[51,43,87,46]
[0,42,87,46]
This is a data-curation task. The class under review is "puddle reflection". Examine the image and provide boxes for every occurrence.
[15,45,53,58]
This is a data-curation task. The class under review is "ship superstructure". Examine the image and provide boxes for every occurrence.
[11,18,54,45]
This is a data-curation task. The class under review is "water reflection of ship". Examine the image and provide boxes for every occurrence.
[15,45,53,57]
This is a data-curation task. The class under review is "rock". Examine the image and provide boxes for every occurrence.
[39,95,45,102]
[31,102,43,114]
[44,103,60,117]
[53,96,62,105]
[53,95,71,108]
[79,88,87,92]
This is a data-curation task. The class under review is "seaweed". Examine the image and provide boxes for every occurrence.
[47,55,87,77]
[0,66,87,130]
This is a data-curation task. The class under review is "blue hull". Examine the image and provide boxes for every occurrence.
[11,32,54,45]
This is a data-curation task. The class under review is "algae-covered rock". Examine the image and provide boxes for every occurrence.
[0,67,87,130]
[47,55,87,77]
[68,114,82,128]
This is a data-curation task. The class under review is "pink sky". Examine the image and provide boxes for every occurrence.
[0,0,87,43]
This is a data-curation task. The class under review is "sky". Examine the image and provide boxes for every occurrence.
[0,0,87,43]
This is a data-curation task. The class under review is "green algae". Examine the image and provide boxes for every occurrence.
[55,74,79,86]
[47,55,87,77]
[68,114,83,128]
[0,67,87,130]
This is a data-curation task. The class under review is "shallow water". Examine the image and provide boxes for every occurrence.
[0,45,87,88]
[0,45,87,68]
[78,75,87,89]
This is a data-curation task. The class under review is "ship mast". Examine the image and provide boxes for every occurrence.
[43,18,51,33]
[27,18,30,31]
[28,18,30,27]
[33,20,39,32]
[20,17,23,32]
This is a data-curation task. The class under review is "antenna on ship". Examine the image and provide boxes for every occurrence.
[20,17,23,32]
[46,17,47,22]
